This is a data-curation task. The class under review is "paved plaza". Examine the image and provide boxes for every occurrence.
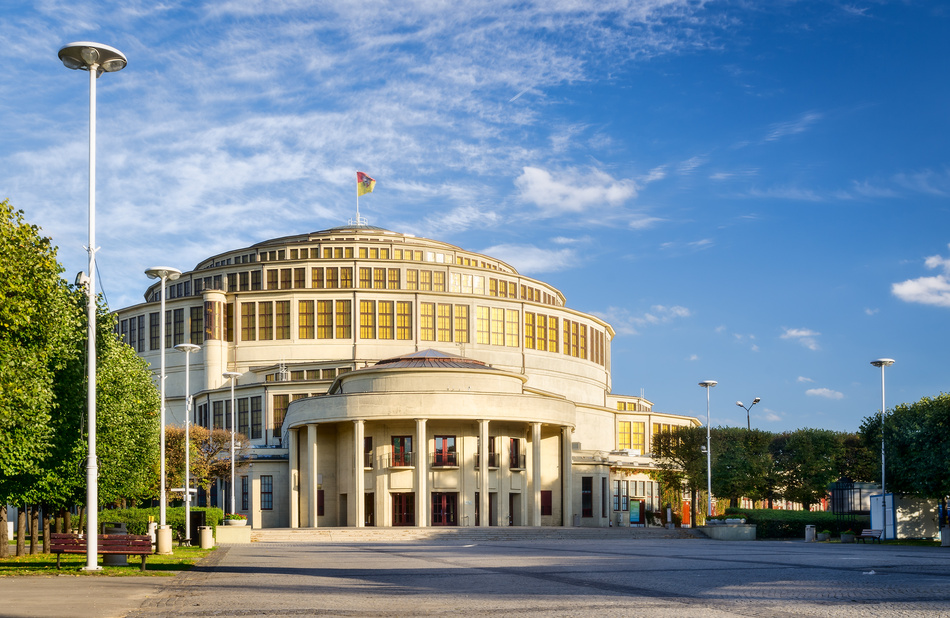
[5,537,950,617]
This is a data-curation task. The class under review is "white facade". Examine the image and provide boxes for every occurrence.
[115,224,699,528]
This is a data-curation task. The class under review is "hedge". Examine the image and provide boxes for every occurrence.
[718,508,870,539]
[98,507,224,536]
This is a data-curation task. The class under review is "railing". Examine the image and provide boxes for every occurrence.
[431,451,458,467]
[388,451,414,468]
[473,453,500,468]
[363,452,374,468]
[510,453,527,470]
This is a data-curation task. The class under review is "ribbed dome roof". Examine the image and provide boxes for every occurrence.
[372,349,494,370]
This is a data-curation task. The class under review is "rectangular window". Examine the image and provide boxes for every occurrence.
[433,271,445,292]
[238,398,249,436]
[579,324,587,360]
[340,267,353,289]
[631,422,645,452]
[454,305,469,343]
[619,421,632,450]
[294,267,306,289]
[267,269,279,290]
[251,396,262,440]
[261,475,273,510]
[603,477,608,518]
[391,436,413,467]
[489,279,498,297]
[127,317,135,349]
[433,436,457,467]
[275,301,290,340]
[190,307,204,345]
[360,300,376,339]
[241,476,249,510]
[149,312,160,350]
[437,303,452,342]
[378,300,394,339]
[490,308,504,346]
[420,302,435,341]
[509,438,525,469]
[582,477,593,518]
[173,308,185,345]
[213,400,224,430]
[258,302,273,340]
[524,312,535,349]
[612,480,620,511]
[227,273,237,292]
[548,316,558,353]
[326,267,339,289]
[317,300,333,339]
[373,268,385,289]
[318,489,325,516]
[396,301,412,340]
[476,307,490,344]
[406,269,418,290]
[298,300,314,339]
[541,490,553,516]
[280,268,292,290]
[241,302,256,341]
[536,314,547,351]
[312,267,324,289]
[359,267,372,289]
[364,436,374,468]
[420,270,432,291]
[388,268,400,290]
[239,271,249,291]
[336,300,352,339]
[226,303,234,343]
[251,270,262,291]
[137,316,145,352]
[273,394,289,438]
[450,272,461,294]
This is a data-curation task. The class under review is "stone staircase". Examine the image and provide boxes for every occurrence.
[251,526,700,543]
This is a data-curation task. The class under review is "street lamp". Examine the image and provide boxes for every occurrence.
[58,41,127,572]
[223,371,242,515]
[145,266,181,551]
[736,397,761,431]
[176,343,201,545]
[699,380,717,519]
[871,358,895,539]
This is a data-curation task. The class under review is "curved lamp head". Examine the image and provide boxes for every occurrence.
[59,42,127,76]
[870,358,895,368]
[223,371,241,380]
[175,343,201,354]
[752,397,761,405]
[145,266,182,281]
[698,380,718,388]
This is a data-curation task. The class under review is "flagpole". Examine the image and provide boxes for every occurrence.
[356,171,360,225]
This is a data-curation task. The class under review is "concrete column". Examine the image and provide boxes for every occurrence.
[561,426,573,527]
[415,418,427,527]
[250,465,261,529]
[479,419,489,527]
[531,422,542,526]
[307,424,318,527]
[201,290,227,392]
[354,420,365,527]
[289,428,299,528]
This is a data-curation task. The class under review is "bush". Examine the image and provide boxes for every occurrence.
[723,508,870,539]
[99,507,224,536]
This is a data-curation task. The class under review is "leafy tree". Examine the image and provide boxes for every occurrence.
[874,393,950,499]
[837,432,877,483]
[163,425,249,505]
[710,427,774,507]
[653,425,708,523]
[773,428,843,510]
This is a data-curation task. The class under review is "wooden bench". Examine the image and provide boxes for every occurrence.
[855,529,883,543]
[50,533,152,571]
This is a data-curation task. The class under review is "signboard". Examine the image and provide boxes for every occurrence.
[629,500,645,526]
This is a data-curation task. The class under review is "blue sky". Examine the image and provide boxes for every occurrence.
[2,1,948,432]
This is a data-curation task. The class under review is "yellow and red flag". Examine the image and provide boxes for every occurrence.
[357,171,376,196]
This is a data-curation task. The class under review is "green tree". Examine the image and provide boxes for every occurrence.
[710,427,774,507]
[653,425,708,524]
[774,428,843,510]
[873,393,950,499]
[163,425,249,506]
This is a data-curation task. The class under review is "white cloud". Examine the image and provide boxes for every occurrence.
[514,166,638,214]
[892,245,950,308]
[864,308,879,316]
[593,305,691,336]
[629,216,665,230]
[781,327,821,351]
[764,112,822,142]
[806,388,844,400]
[479,244,576,274]
[763,410,783,422]
[687,354,699,361]
[797,376,814,383]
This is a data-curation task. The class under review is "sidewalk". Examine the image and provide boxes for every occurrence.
[0,576,166,618]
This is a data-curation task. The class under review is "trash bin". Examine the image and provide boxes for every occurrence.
[198,526,214,549]
[189,510,206,544]
[805,524,816,543]
[102,522,128,566]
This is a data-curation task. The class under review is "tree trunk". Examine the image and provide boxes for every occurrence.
[64,509,71,533]
[30,505,39,555]
[690,486,697,529]
[42,507,51,553]
[16,509,26,556]
[0,505,8,558]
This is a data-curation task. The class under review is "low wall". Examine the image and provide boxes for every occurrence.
[215,525,252,544]
[698,524,756,541]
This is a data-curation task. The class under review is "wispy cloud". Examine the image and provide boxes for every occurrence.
[593,305,691,336]
[479,243,577,274]
[892,244,950,308]
[515,166,638,214]
[806,388,844,400]
[781,327,821,350]
[764,112,822,142]
[797,376,814,383]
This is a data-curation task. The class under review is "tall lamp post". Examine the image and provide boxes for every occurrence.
[871,358,895,539]
[145,267,181,553]
[58,41,127,571]
[699,380,717,519]
[223,371,242,515]
[736,397,761,431]
[176,343,201,545]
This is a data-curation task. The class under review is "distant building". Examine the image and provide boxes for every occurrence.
[115,224,699,528]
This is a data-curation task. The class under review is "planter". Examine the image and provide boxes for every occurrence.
[840,533,855,544]
[225,519,247,526]
[817,533,830,542]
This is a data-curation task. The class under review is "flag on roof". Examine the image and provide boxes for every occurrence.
[357,171,376,196]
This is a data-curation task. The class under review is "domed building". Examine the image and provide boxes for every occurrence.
[115,224,699,529]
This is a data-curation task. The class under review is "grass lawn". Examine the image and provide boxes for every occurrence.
[0,544,215,576]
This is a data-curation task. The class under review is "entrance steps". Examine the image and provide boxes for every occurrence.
[251,526,699,543]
